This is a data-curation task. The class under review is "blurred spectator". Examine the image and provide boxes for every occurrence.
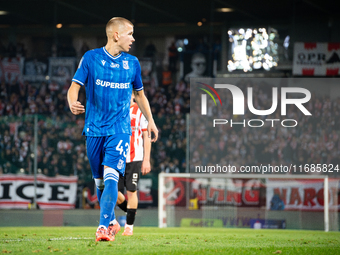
[7,42,16,58]
[0,41,6,57]
[196,38,209,52]
[165,161,180,173]
[51,43,58,57]
[144,41,157,58]
[80,42,90,56]
[58,43,76,57]
[162,66,172,87]
[168,42,178,72]
[16,42,26,57]
[213,39,221,70]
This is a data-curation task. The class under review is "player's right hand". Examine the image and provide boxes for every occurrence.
[141,160,151,175]
[147,119,158,142]
[70,101,85,115]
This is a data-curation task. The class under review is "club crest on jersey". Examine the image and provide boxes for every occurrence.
[123,61,129,69]
[101,60,106,66]
[117,159,124,169]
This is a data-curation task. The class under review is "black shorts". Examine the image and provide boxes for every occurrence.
[118,161,142,193]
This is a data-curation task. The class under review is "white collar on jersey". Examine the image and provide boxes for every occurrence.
[103,47,122,60]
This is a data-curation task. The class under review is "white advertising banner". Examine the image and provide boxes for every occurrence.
[48,57,75,84]
[0,57,24,83]
[266,178,340,211]
[293,42,340,76]
[0,174,78,209]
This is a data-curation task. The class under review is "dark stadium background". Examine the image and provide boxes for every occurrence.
[0,0,339,228]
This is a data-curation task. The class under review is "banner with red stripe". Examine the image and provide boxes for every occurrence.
[293,42,340,76]
[266,179,340,211]
[0,57,24,83]
[0,174,78,209]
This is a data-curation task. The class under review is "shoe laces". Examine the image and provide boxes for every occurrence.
[97,227,106,234]
[109,224,119,235]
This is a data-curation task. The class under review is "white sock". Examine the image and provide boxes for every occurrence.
[97,225,107,231]
[109,219,117,226]
[126,224,133,231]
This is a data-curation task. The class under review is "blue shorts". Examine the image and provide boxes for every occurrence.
[86,134,130,178]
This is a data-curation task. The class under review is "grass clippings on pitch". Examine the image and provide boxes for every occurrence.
[1,227,340,254]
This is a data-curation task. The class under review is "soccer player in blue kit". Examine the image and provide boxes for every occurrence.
[67,17,158,242]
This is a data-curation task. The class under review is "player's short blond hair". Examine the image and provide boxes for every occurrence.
[106,17,133,37]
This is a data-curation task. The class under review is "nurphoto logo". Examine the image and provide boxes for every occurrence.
[197,82,222,115]
[197,82,312,128]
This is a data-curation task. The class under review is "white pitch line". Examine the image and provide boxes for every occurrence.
[2,237,93,242]
[50,237,93,241]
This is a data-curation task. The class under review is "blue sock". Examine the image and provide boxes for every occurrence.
[99,170,119,228]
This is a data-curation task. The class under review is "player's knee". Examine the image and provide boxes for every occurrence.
[117,192,125,204]
[104,167,119,183]
[127,190,137,198]
[94,178,104,190]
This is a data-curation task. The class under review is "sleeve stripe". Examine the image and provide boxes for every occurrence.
[141,128,147,131]
[134,87,144,91]
[72,79,84,86]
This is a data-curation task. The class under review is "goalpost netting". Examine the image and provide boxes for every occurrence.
[158,173,339,232]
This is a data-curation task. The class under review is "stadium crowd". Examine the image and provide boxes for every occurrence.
[1,38,340,203]
[190,79,340,176]
[0,70,189,183]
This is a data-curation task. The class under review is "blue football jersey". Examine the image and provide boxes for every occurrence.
[72,47,143,136]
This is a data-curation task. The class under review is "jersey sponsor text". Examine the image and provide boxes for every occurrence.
[96,79,130,89]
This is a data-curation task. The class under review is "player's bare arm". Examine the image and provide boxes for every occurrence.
[141,130,151,175]
[67,82,85,115]
[133,90,158,142]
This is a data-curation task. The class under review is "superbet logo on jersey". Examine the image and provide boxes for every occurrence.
[198,82,312,128]
[96,79,130,89]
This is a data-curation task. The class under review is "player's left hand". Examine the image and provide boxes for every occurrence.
[70,101,85,115]
[141,160,151,175]
[147,119,158,142]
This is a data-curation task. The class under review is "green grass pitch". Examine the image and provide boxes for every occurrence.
[1,227,340,254]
